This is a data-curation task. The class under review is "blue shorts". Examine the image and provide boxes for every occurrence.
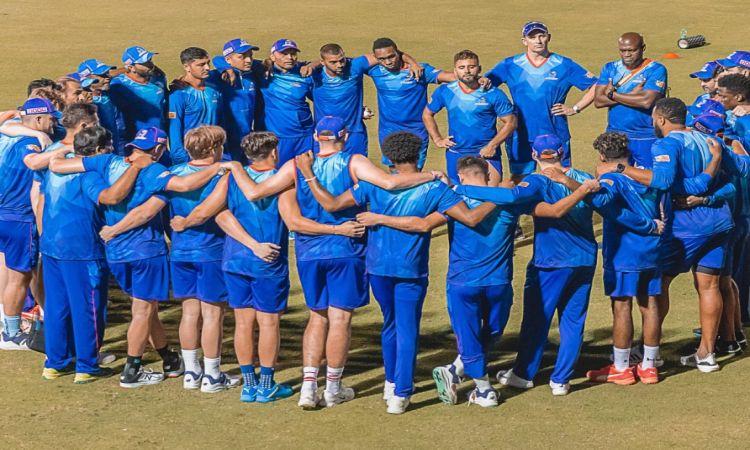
[297,257,369,310]
[313,131,368,156]
[380,129,428,169]
[445,149,502,185]
[627,137,657,169]
[224,271,289,313]
[507,138,571,176]
[0,220,38,273]
[661,232,730,276]
[277,135,314,167]
[171,260,227,303]
[109,255,170,302]
[603,269,662,298]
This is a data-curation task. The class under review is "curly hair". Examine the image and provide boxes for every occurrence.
[718,73,750,100]
[593,132,630,161]
[382,131,422,165]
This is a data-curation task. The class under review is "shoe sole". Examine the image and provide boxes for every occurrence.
[497,375,533,389]
[431,367,457,405]
[587,376,636,385]
[183,382,201,390]
[696,365,720,373]
[74,377,99,384]
[165,370,184,379]
[119,380,163,388]
[257,393,293,404]
[638,376,659,384]
[298,401,319,410]
[0,344,29,351]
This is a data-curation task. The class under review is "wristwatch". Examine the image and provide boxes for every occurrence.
[615,163,626,173]
[607,90,615,100]
[572,105,581,114]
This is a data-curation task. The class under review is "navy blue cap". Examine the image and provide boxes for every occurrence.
[522,21,549,37]
[315,116,347,140]
[716,51,750,69]
[126,127,168,150]
[19,98,62,119]
[222,38,259,56]
[270,39,300,53]
[531,134,563,159]
[122,46,157,66]
[688,98,726,120]
[692,114,725,135]
[689,61,720,79]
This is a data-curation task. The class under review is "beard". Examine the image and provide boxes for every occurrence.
[654,125,664,139]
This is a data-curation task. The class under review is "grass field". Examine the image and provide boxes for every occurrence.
[2,1,750,448]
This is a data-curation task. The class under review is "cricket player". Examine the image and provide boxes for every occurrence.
[77,59,126,155]
[686,60,721,124]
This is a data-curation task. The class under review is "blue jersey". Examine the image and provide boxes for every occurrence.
[311,56,371,134]
[597,59,668,138]
[109,73,167,141]
[0,135,42,223]
[168,85,223,164]
[32,140,69,189]
[351,180,461,278]
[447,195,519,286]
[487,53,596,143]
[224,167,288,278]
[167,163,224,262]
[93,92,126,155]
[83,154,173,263]
[294,152,365,261]
[687,93,711,124]
[366,62,441,137]
[256,64,314,138]
[40,166,109,261]
[427,81,514,151]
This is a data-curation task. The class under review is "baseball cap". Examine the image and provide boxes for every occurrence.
[688,98,726,120]
[78,59,116,88]
[531,134,563,159]
[315,116,347,140]
[689,61,720,79]
[222,38,259,57]
[19,98,62,119]
[522,21,549,37]
[692,113,724,135]
[270,39,300,53]
[716,51,750,69]
[125,127,168,150]
[122,46,157,66]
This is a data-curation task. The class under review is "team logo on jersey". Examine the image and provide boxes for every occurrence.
[655,80,665,89]
[518,181,530,187]
[401,78,416,85]
[474,97,490,106]
[585,72,596,79]
[290,82,302,88]
[544,71,558,80]
[601,179,614,186]
[157,171,171,179]
[26,144,41,153]
[654,154,670,162]
[168,111,177,119]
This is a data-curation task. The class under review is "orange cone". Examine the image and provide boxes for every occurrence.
[662,52,680,59]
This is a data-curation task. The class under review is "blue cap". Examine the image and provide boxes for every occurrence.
[692,114,725,135]
[531,134,563,159]
[222,38,259,56]
[716,51,750,69]
[126,127,168,150]
[64,72,82,82]
[522,21,549,37]
[270,39,300,53]
[688,98,726,120]
[315,116,347,140]
[689,61,720,79]
[122,46,157,66]
[19,98,62,120]
[78,59,115,88]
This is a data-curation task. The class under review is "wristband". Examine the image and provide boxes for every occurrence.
[572,105,581,114]
[304,175,317,182]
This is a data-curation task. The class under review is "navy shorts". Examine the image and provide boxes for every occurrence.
[297,257,369,311]
[171,260,227,303]
[109,255,170,302]
[603,269,662,298]
[0,220,38,272]
[224,271,289,313]
[661,231,730,276]
[507,138,571,175]
[445,149,502,185]
[277,134,313,167]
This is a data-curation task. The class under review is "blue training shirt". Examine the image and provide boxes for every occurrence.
[93,92,127,155]
[168,85,223,164]
[0,135,43,223]
[311,56,371,134]
[256,63,314,138]
[109,73,167,141]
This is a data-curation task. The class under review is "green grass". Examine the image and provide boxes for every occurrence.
[2,1,750,448]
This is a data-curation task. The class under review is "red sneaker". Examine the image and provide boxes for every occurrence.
[636,364,659,384]
[586,364,636,385]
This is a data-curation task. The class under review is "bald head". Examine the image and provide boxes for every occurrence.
[618,32,646,68]
[619,32,644,47]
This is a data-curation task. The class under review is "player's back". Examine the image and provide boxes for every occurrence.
[110,74,167,139]
[0,135,41,222]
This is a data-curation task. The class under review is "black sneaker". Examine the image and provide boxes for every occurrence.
[163,352,184,378]
[715,340,743,356]
[736,329,747,347]
[120,367,165,388]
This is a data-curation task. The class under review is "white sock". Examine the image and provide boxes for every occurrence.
[204,356,221,379]
[182,348,201,374]
[613,346,630,372]
[302,366,319,392]
[474,375,492,392]
[452,355,465,377]
[326,366,344,394]
[642,345,659,369]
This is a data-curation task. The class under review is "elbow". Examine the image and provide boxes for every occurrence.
[593,97,607,109]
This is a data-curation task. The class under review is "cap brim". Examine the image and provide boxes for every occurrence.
[132,52,157,65]
[125,142,155,150]
[524,27,548,36]
[81,78,97,88]
[689,71,712,79]
[274,46,300,53]
[716,58,738,68]
[235,44,259,54]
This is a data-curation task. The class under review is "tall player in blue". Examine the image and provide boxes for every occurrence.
[486,21,598,182]
[424,49,516,186]
[594,33,668,168]
[77,59,126,155]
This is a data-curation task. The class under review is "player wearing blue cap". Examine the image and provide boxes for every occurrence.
[168,47,223,165]
[41,125,151,382]
[424,49,516,186]
[0,98,59,350]
[485,21,597,181]
[110,46,168,144]
[717,51,750,77]
[78,59,126,155]
[367,38,454,169]
[687,61,722,124]
[594,33,668,168]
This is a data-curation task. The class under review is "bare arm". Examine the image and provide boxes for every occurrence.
[170,174,229,231]
[444,201,496,227]
[611,88,663,110]
[48,153,86,174]
[349,154,435,190]
[356,210,447,233]
[594,83,618,108]
[31,181,43,233]
[97,164,143,205]
[214,209,280,263]
[533,179,600,218]
[228,160,295,201]
[480,114,517,159]
[422,108,455,149]
[277,187,364,237]
[165,163,222,193]
[1,122,52,150]
[99,196,166,242]
[23,144,70,171]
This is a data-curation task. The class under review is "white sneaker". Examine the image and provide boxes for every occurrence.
[386,395,410,415]
[549,380,570,396]
[183,371,203,390]
[98,351,116,365]
[680,352,720,373]
[432,365,461,405]
[298,389,321,410]
[468,388,499,407]
[200,372,240,393]
[0,331,30,351]
[383,381,396,402]
[496,369,533,389]
[323,385,355,407]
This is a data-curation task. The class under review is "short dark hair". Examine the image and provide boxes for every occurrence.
[456,156,488,177]
[185,125,226,160]
[718,73,750,100]
[320,43,344,58]
[381,131,422,165]
[180,47,209,64]
[454,49,479,64]
[372,37,397,52]
[27,78,59,96]
[593,132,630,161]
[74,126,111,156]
[61,103,98,129]
[241,132,278,161]
[654,97,687,125]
